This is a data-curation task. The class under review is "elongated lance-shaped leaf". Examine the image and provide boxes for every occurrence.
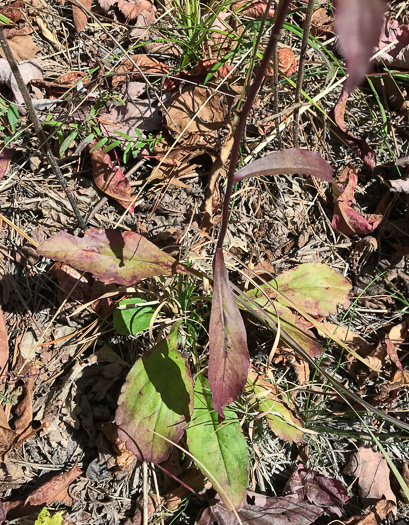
[186,374,248,511]
[115,322,194,463]
[37,228,180,285]
[335,0,387,93]
[234,148,333,183]
[209,249,250,419]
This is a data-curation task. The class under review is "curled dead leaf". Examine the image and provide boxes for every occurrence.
[332,165,382,236]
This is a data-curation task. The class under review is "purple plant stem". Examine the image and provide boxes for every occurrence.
[216,0,292,250]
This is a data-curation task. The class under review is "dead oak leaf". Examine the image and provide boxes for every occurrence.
[0,34,39,62]
[113,54,168,87]
[72,0,92,32]
[343,447,396,507]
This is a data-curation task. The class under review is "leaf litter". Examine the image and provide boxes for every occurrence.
[1,0,409,524]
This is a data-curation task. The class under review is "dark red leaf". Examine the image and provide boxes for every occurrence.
[208,249,250,419]
[196,492,324,525]
[285,464,349,517]
[0,147,14,181]
[335,0,387,93]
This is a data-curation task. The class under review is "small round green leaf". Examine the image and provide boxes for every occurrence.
[113,298,156,335]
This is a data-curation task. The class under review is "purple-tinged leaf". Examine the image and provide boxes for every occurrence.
[285,465,349,517]
[234,148,333,183]
[37,228,180,285]
[335,0,387,93]
[0,147,14,181]
[209,249,250,419]
[196,492,324,525]
[328,88,376,169]
[186,375,248,511]
[116,323,194,463]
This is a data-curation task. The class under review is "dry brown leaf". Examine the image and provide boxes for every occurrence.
[1,0,24,23]
[13,366,36,440]
[232,0,275,19]
[117,0,156,23]
[343,499,396,524]
[113,54,168,87]
[72,0,92,32]
[343,447,396,507]
[266,47,297,79]
[401,462,409,503]
[388,317,409,346]
[311,7,334,37]
[1,35,39,61]
[317,323,373,359]
[0,404,15,459]
[0,306,9,376]
[165,85,229,148]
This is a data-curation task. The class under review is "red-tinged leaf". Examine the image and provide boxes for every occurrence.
[72,0,92,32]
[248,263,351,317]
[196,492,324,525]
[90,147,136,212]
[186,375,248,511]
[37,228,179,285]
[209,249,250,419]
[332,165,382,236]
[328,88,376,169]
[343,447,396,506]
[0,147,14,181]
[285,464,349,517]
[234,148,333,183]
[3,463,82,519]
[335,0,387,93]
[0,306,8,377]
[116,323,194,462]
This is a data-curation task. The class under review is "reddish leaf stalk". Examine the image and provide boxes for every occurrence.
[216,0,292,250]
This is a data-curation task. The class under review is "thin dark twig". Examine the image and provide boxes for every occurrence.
[293,0,315,147]
[273,43,281,148]
[0,27,87,231]
[217,0,292,250]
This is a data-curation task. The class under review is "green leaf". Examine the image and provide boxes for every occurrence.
[246,370,304,444]
[7,104,19,134]
[113,298,156,335]
[116,323,194,463]
[0,14,14,25]
[250,263,351,317]
[35,508,64,525]
[275,262,351,316]
[89,137,108,152]
[102,139,121,154]
[186,374,248,511]
[59,130,78,156]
